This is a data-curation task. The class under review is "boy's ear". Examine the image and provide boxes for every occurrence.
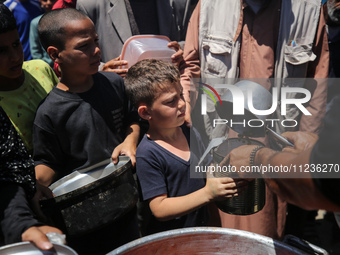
[47,46,61,63]
[138,104,151,120]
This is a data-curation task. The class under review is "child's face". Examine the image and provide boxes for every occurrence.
[148,82,186,129]
[0,30,23,80]
[57,18,101,76]
[39,0,57,12]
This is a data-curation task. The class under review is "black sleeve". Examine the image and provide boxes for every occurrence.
[33,123,66,174]
[310,95,340,206]
[0,183,42,245]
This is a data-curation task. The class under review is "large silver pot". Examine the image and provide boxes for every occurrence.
[107,227,316,255]
[40,156,138,237]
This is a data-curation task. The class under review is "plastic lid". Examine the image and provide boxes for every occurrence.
[120,35,176,68]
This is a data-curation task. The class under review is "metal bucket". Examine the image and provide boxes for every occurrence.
[40,156,138,236]
[213,138,266,215]
[107,227,312,255]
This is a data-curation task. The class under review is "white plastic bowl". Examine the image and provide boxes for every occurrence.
[120,35,176,68]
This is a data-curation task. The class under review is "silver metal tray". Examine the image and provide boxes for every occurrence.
[0,242,78,255]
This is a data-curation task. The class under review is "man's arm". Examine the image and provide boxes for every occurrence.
[179,1,201,126]
[223,131,340,212]
[256,147,340,211]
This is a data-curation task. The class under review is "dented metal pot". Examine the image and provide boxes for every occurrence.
[40,156,138,236]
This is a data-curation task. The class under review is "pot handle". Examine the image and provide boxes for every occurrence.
[266,127,294,147]
[282,234,328,255]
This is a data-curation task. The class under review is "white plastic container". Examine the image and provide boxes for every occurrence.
[120,35,176,68]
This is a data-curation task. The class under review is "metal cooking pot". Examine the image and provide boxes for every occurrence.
[215,80,293,146]
[40,156,138,236]
[213,138,266,215]
[0,241,78,255]
[107,227,321,254]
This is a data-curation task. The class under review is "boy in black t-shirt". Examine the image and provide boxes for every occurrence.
[125,59,247,234]
[33,8,140,254]
[34,8,140,185]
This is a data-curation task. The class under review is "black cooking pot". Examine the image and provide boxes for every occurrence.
[40,156,138,236]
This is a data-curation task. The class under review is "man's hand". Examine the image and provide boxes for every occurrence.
[101,56,128,77]
[167,41,184,67]
[219,145,262,179]
[22,226,63,251]
[220,145,257,169]
[282,131,318,153]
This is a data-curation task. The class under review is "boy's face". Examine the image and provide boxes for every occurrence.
[57,18,101,76]
[147,82,186,129]
[39,0,57,12]
[0,30,23,80]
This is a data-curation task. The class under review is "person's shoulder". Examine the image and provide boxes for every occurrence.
[76,0,97,8]
[24,59,51,70]
[96,71,124,89]
[136,135,156,156]
[31,14,42,25]
[97,71,123,81]
[34,88,57,114]
[24,60,57,78]
[136,134,149,149]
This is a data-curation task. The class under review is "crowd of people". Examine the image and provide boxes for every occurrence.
[0,0,340,254]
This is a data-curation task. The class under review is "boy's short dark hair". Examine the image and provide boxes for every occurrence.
[0,4,17,34]
[38,8,89,51]
[125,59,181,107]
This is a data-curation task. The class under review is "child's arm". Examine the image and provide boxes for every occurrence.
[149,177,247,221]
[35,164,56,187]
[111,123,140,166]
